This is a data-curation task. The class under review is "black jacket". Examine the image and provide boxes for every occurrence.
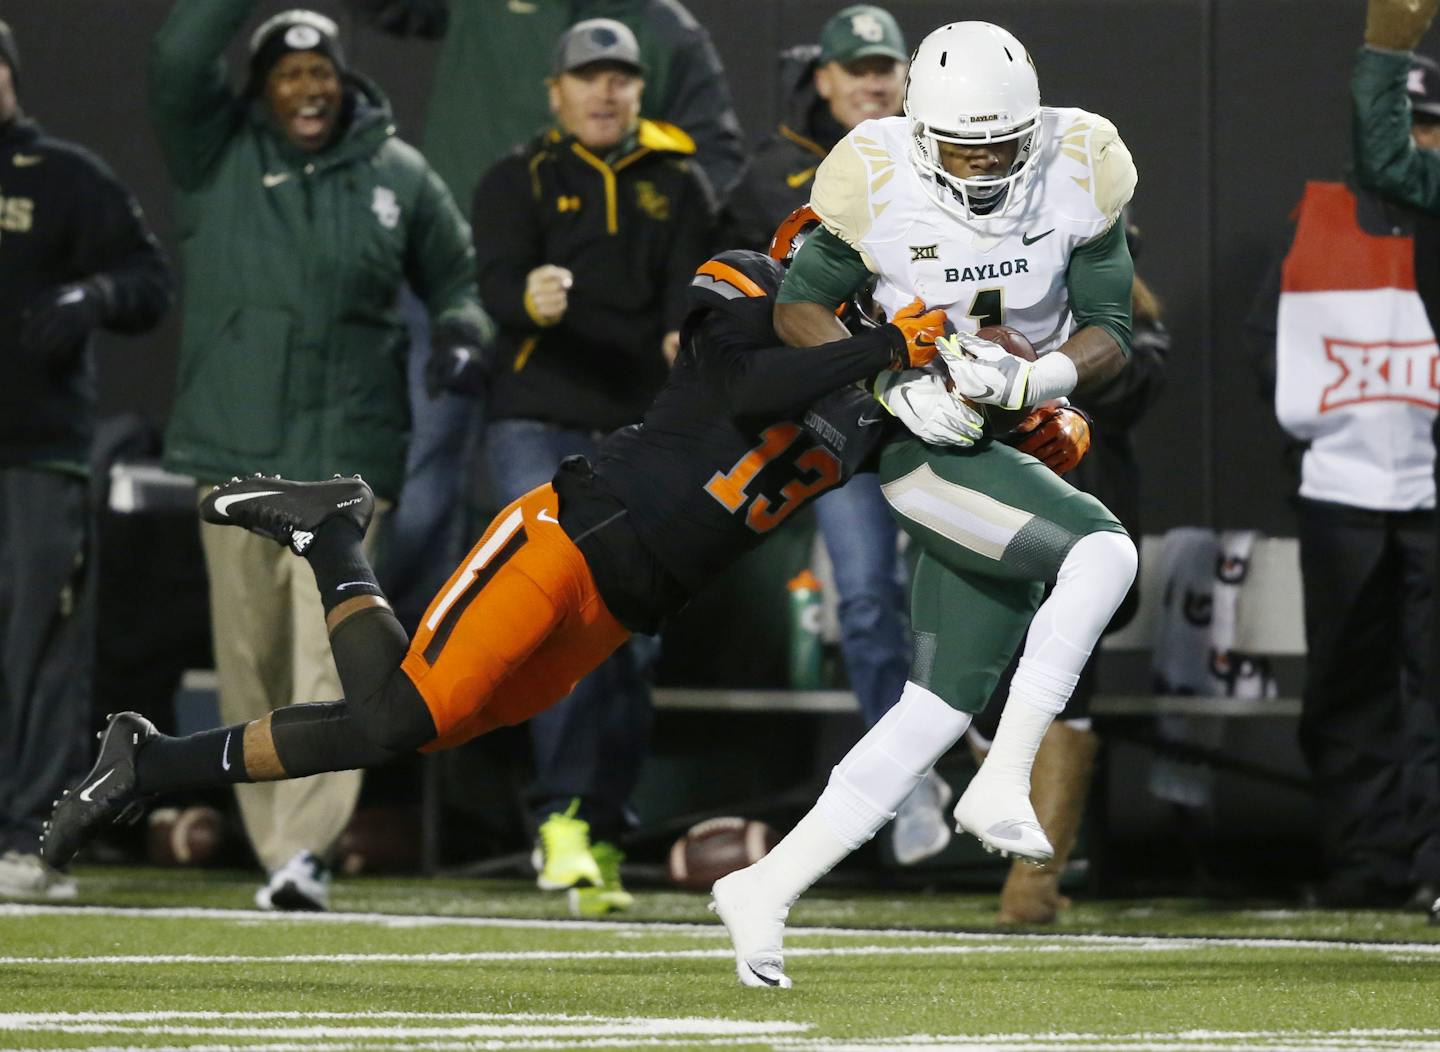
[720,45,846,252]
[0,118,172,468]
[475,121,714,432]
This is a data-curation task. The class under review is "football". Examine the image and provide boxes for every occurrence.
[667,816,781,891]
[146,805,226,867]
[971,324,1039,437]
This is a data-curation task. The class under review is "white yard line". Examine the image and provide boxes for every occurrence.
[0,940,1434,967]
[2,903,1437,957]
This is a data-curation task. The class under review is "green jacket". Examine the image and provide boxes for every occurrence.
[1352,46,1440,211]
[152,0,490,499]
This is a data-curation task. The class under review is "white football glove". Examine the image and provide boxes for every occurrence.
[936,332,1034,411]
[874,369,986,448]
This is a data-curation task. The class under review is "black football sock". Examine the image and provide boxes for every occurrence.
[303,517,384,617]
[136,723,254,793]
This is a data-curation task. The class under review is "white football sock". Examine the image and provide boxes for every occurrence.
[983,530,1137,790]
[749,682,970,906]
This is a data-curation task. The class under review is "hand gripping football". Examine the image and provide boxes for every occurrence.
[945,324,1037,436]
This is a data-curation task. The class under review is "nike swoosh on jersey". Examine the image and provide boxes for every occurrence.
[79,768,115,802]
[785,167,818,189]
[536,509,560,524]
[13,154,44,167]
[1021,229,1055,246]
[858,414,885,427]
[213,490,282,516]
[262,172,291,188]
[221,732,232,772]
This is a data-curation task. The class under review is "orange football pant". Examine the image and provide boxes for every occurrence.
[400,484,630,751]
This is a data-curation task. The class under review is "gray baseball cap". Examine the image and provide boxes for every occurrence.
[551,18,645,77]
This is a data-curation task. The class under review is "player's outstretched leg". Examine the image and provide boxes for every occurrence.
[42,712,158,868]
[44,475,437,870]
[199,473,375,554]
[711,682,971,988]
[951,530,1136,862]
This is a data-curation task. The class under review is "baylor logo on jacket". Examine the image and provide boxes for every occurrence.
[371,186,400,230]
[0,193,34,235]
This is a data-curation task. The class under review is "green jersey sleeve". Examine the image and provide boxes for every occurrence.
[776,225,873,308]
[1067,220,1134,355]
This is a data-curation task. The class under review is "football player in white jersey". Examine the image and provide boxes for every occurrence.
[712,20,1141,988]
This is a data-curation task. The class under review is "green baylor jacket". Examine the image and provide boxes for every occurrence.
[152,0,490,499]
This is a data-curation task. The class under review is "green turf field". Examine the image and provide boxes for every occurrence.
[3,867,1438,1050]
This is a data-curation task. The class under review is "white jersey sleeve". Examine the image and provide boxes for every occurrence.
[809,123,897,273]
[1053,112,1137,238]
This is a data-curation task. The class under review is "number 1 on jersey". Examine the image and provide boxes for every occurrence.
[966,288,1004,329]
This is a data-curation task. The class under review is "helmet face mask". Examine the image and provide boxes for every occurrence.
[902,21,1042,221]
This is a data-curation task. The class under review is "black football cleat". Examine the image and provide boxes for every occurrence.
[41,712,157,868]
[200,474,374,554]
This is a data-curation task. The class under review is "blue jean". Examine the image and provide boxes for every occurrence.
[812,475,911,727]
[378,286,482,633]
[484,418,654,840]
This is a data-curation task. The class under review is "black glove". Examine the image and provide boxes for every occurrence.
[21,280,108,366]
[425,333,493,399]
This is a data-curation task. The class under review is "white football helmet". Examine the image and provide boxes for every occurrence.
[903,22,1042,221]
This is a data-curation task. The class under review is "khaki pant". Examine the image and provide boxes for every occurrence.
[199,492,386,874]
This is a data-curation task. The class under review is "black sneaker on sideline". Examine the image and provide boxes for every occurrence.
[41,712,157,868]
[200,474,374,554]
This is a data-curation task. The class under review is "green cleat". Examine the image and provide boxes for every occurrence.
[532,799,602,891]
[568,841,634,917]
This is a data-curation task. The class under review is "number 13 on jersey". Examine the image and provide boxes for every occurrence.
[704,423,842,534]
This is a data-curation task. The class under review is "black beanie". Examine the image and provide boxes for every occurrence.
[0,19,18,88]
[247,10,345,92]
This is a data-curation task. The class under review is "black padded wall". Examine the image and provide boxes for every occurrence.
[2,0,1413,533]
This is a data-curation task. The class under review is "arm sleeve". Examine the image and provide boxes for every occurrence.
[471,155,548,333]
[148,0,251,190]
[659,165,718,335]
[777,225,873,308]
[71,159,174,336]
[1353,46,1440,211]
[1066,219,1134,354]
[406,165,494,345]
[692,312,901,416]
[655,28,746,195]
[342,0,449,38]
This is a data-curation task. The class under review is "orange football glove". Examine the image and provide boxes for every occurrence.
[888,297,949,369]
[1012,401,1091,476]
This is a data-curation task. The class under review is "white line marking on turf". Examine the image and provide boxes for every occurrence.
[0,1010,810,1050]
[3,903,1438,957]
[773,1032,1440,1052]
[1,940,1434,968]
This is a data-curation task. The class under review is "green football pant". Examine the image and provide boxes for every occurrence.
[878,436,1127,714]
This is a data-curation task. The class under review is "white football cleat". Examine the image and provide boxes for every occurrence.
[709,868,793,989]
[952,773,1053,864]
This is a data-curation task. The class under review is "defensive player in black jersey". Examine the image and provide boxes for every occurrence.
[40,250,957,869]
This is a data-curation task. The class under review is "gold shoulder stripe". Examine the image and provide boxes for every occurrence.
[1071,176,1091,193]
[871,168,896,194]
